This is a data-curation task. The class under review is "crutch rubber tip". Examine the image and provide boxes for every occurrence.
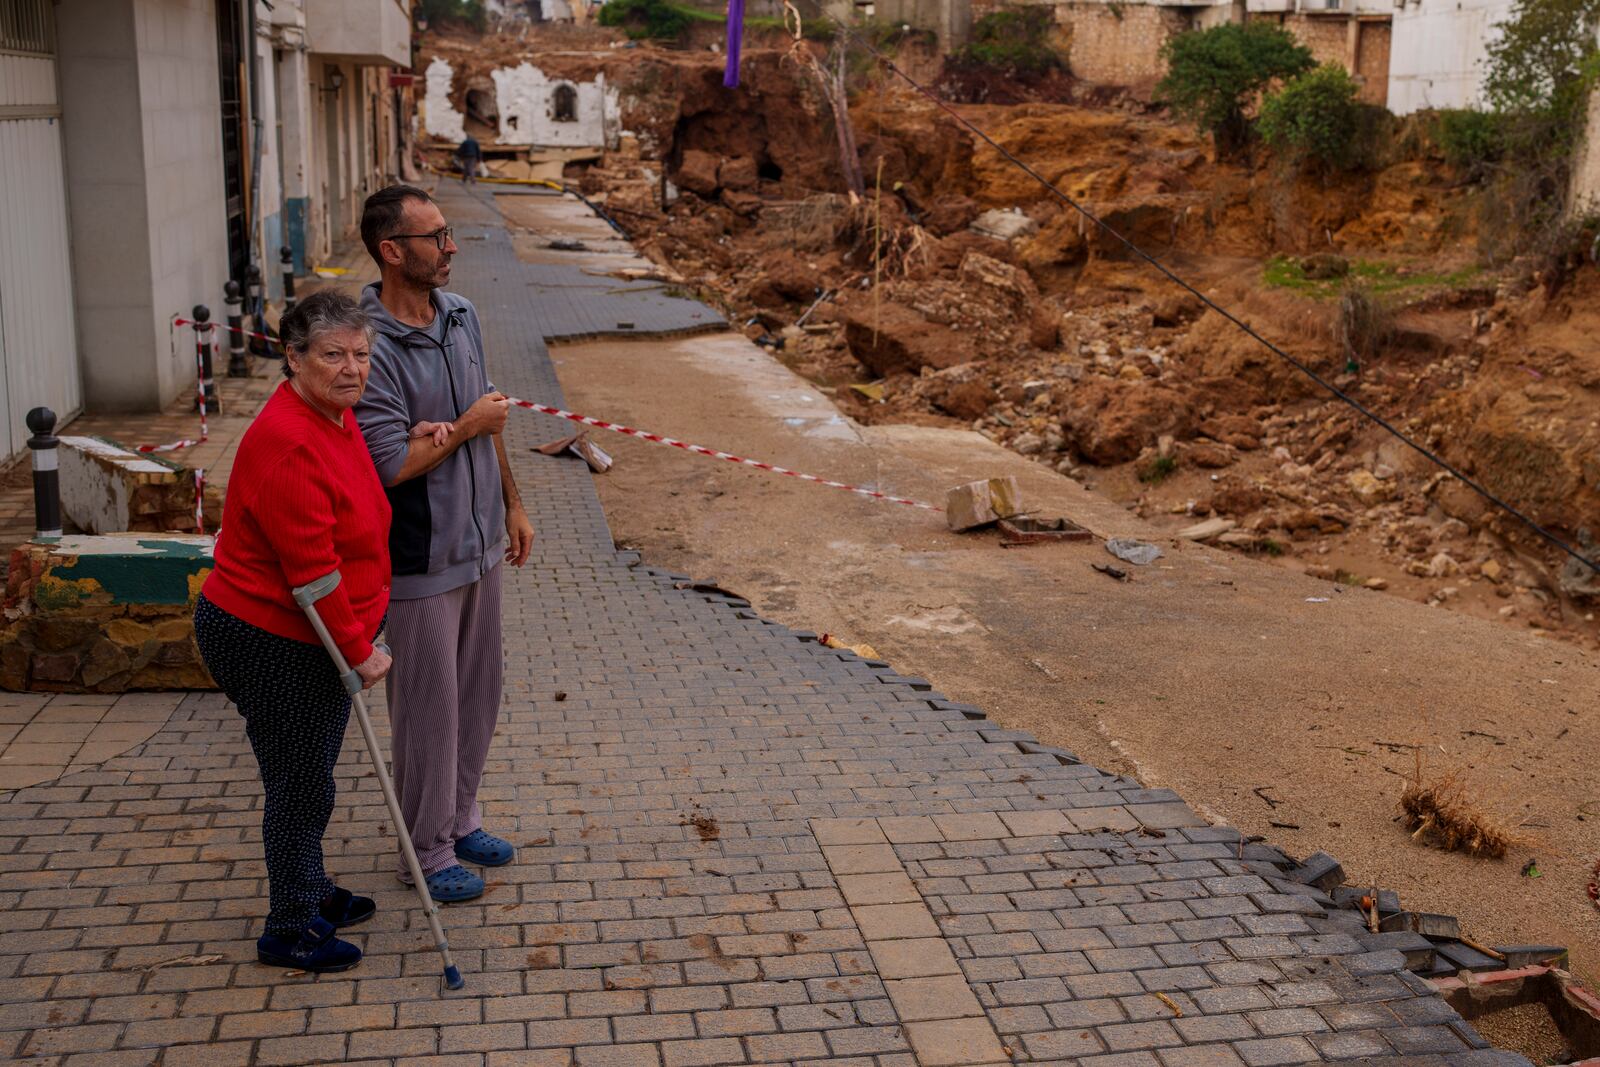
[444,965,464,990]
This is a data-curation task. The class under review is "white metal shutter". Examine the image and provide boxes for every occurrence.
[0,0,82,457]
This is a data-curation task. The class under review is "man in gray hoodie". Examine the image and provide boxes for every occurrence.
[354,185,535,903]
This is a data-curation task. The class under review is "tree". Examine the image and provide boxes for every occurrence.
[1258,64,1364,169]
[1155,22,1315,158]
[1482,0,1600,155]
[1469,0,1600,256]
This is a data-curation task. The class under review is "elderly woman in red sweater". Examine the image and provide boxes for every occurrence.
[194,289,444,973]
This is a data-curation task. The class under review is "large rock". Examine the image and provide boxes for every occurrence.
[0,535,216,692]
[675,149,721,197]
[1059,378,1196,465]
[842,301,975,377]
[718,155,759,191]
[971,209,1040,242]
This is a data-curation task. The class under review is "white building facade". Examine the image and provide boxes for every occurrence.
[0,0,411,452]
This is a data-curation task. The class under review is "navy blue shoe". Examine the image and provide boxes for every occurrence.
[319,886,376,929]
[423,864,485,903]
[257,916,362,972]
[454,829,515,867]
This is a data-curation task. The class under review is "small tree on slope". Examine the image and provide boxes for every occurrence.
[1155,22,1315,159]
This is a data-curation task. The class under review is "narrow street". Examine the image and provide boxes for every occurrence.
[0,185,1532,1067]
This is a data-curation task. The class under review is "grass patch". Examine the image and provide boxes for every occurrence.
[1138,455,1179,484]
[1263,256,1480,300]
[1258,538,1286,557]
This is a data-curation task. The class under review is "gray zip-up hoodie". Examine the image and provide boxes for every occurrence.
[355,283,505,600]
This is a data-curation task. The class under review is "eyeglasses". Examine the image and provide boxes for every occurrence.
[388,227,453,251]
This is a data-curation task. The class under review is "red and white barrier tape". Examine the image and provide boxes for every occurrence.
[193,469,206,535]
[506,398,942,512]
[173,316,283,349]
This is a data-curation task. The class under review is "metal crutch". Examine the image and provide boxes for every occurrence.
[293,570,464,990]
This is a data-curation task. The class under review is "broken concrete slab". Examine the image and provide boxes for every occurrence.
[1382,911,1463,941]
[1494,945,1568,968]
[1286,850,1345,893]
[1364,930,1436,971]
[1176,516,1237,542]
[946,476,1023,532]
[57,435,220,534]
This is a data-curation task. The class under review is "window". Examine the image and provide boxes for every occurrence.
[552,84,578,123]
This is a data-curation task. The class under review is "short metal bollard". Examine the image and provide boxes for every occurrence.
[281,245,297,312]
[26,407,61,539]
[225,280,249,378]
[193,304,218,409]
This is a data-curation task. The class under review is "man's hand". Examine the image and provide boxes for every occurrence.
[505,504,535,567]
[462,391,510,438]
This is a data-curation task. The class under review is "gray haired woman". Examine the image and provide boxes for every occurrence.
[193,289,448,973]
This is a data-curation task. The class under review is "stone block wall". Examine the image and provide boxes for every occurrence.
[0,535,216,693]
[1053,2,1197,92]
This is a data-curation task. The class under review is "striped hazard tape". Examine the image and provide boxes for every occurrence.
[508,398,941,512]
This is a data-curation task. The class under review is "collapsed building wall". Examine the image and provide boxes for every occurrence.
[423,56,468,141]
[491,62,618,147]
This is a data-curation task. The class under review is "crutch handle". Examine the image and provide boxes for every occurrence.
[292,570,343,609]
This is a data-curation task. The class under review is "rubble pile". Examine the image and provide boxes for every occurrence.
[434,23,1597,645]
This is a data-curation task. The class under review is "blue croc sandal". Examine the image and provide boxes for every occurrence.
[455,829,515,867]
[424,864,485,903]
[319,886,376,929]
[257,916,362,972]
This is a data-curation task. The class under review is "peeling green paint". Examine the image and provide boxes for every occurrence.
[34,537,216,607]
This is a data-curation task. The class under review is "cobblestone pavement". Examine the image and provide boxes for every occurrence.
[0,186,1530,1067]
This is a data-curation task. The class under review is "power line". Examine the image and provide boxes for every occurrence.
[828,27,1598,577]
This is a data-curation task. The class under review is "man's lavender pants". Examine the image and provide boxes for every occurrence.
[385,564,503,878]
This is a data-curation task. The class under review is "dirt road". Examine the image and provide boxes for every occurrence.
[550,328,1600,976]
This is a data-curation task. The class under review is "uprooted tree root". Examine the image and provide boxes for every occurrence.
[1399,753,1525,859]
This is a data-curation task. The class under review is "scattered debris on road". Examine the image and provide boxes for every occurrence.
[1105,537,1162,565]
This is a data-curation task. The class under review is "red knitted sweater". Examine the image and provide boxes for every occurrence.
[202,382,392,664]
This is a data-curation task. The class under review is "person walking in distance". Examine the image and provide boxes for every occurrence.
[456,135,482,184]
[354,184,535,902]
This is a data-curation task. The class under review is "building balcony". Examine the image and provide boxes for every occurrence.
[306,0,410,67]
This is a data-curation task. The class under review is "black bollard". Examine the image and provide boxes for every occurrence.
[26,407,61,539]
[225,281,249,378]
[193,304,218,409]
[281,245,297,312]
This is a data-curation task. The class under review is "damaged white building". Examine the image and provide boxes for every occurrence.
[422,56,618,150]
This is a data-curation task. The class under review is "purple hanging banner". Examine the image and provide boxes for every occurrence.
[723,0,745,88]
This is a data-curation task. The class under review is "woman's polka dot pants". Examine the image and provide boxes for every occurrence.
[194,595,351,937]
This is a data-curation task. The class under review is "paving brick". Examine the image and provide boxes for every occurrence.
[851,903,938,941]
[661,1037,746,1067]
[884,975,983,1021]
[903,1017,1008,1066]
[1234,1036,1320,1066]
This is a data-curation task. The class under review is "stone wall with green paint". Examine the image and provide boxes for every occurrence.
[1,535,217,692]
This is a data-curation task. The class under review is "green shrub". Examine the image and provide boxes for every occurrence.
[1258,65,1366,169]
[597,0,690,40]
[952,9,1063,77]
[1433,109,1506,175]
[1155,22,1314,157]
[1138,455,1178,484]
